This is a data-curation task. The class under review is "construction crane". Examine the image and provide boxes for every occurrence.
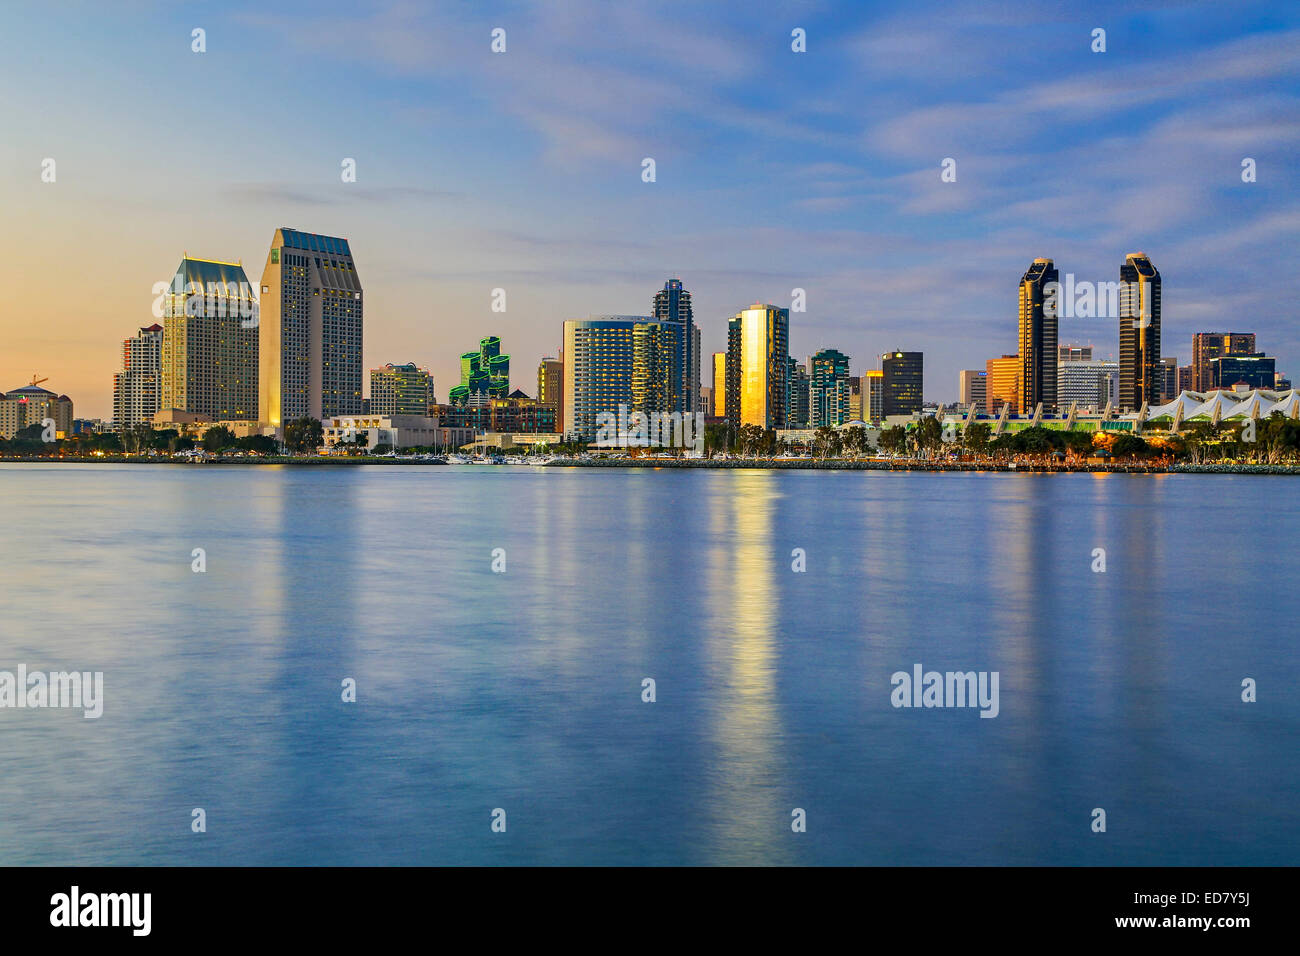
[30,375,48,387]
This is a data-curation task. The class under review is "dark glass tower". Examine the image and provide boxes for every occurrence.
[1018,258,1059,412]
[881,351,923,416]
[1118,252,1161,411]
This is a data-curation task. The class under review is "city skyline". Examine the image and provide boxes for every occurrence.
[2,2,1297,418]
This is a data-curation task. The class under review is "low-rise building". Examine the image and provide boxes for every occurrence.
[0,384,74,440]
[322,414,471,452]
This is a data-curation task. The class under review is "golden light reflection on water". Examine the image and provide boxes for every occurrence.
[702,471,790,864]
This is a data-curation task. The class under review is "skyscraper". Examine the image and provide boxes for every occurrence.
[809,348,851,427]
[652,278,697,414]
[1019,258,1059,411]
[881,351,923,417]
[729,304,789,430]
[1118,252,1161,411]
[161,257,259,421]
[369,363,435,416]
[259,228,362,429]
[112,323,163,428]
[1192,333,1256,392]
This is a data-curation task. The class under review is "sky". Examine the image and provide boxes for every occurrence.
[1,0,1297,419]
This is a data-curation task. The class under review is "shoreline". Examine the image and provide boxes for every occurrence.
[1,456,1297,474]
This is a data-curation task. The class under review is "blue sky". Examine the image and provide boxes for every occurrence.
[2,0,1297,416]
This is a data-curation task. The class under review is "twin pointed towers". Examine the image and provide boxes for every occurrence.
[1017,252,1160,413]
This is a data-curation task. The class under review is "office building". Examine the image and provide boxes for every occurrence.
[1057,360,1118,410]
[161,256,259,421]
[1118,252,1161,411]
[1192,333,1256,392]
[537,357,563,434]
[881,350,923,417]
[1211,353,1276,390]
[258,229,362,427]
[1058,345,1092,363]
[863,369,884,423]
[986,354,1020,415]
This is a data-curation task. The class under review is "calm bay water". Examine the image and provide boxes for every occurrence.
[0,463,1296,865]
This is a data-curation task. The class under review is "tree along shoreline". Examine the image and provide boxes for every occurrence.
[2,455,1299,474]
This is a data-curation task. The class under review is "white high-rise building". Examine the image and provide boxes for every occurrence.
[112,323,163,427]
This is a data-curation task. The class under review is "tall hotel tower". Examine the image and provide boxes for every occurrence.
[652,278,698,415]
[1018,258,1059,411]
[160,257,259,421]
[259,228,363,429]
[1118,252,1161,411]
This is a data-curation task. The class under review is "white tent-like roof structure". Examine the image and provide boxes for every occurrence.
[1187,391,1242,421]
[1146,388,1300,429]
[1147,392,1204,421]
[1225,390,1273,420]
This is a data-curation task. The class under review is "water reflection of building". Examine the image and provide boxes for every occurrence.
[703,472,788,863]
